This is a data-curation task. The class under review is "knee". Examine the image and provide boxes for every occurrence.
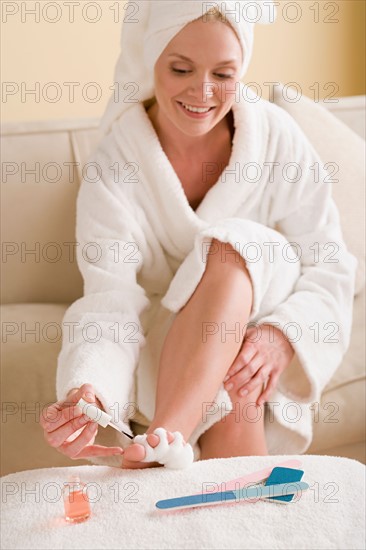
[206,239,253,299]
[207,238,247,270]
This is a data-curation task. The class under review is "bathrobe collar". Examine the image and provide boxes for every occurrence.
[114,82,268,254]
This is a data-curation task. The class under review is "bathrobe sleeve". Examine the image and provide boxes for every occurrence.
[56,142,151,431]
[252,112,358,402]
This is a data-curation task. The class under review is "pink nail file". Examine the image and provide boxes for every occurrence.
[192,458,302,496]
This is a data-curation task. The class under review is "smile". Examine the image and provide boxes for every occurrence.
[178,101,215,113]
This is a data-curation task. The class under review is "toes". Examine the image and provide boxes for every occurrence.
[123,442,147,462]
[146,431,175,448]
[130,428,192,469]
[123,431,176,463]
[146,434,160,448]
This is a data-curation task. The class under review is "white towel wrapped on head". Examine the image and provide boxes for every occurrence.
[100,0,277,136]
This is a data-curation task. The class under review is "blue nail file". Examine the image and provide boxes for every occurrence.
[155,480,309,510]
[264,467,304,503]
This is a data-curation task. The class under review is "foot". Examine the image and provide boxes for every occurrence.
[121,428,194,470]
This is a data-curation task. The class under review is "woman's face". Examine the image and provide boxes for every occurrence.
[152,17,243,138]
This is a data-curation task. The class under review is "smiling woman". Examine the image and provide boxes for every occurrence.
[145,10,243,210]
[46,1,359,472]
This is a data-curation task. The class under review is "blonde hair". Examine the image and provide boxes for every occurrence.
[203,6,231,25]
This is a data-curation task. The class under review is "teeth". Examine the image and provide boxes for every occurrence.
[181,102,211,113]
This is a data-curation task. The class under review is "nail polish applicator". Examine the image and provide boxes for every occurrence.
[77,398,134,439]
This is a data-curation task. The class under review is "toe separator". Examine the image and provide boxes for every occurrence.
[134,428,194,469]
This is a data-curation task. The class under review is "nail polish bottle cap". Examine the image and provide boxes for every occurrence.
[68,475,80,484]
[66,475,82,490]
[77,398,112,428]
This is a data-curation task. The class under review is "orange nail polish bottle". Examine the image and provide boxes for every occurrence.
[63,475,91,523]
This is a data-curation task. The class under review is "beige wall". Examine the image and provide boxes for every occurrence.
[1,0,365,123]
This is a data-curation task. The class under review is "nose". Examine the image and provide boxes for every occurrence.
[186,72,216,103]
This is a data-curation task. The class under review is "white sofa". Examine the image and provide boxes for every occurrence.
[1,89,365,476]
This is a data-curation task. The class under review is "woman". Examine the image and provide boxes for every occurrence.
[41,1,357,470]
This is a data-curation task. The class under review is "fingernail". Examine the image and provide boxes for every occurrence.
[240,389,248,396]
[226,383,233,391]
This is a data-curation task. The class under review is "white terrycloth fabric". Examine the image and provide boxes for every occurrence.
[99,0,277,136]
[1,456,365,549]
[55,78,358,465]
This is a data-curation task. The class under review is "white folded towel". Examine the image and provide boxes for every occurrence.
[1,455,365,549]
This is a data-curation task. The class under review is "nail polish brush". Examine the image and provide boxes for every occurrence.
[77,398,134,439]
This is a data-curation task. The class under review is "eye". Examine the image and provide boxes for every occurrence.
[171,68,234,79]
[172,68,191,74]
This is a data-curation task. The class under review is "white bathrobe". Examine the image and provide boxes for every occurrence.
[56,82,358,462]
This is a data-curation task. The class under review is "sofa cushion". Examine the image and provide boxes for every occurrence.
[271,85,366,296]
[325,95,366,140]
[1,121,102,305]
[1,303,73,404]
[306,284,366,455]
[0,303,90,476]
[1,129,82,304]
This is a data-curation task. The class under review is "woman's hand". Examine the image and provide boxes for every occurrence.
[223,324,295,406]
[40,383,124,459]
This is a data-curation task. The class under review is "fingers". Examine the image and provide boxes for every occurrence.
[72,445,125,459]
[224,353,263,393]
[223,324,288,404]
[41,383,102,456]
[41,383,124,459]
[44,412,91,446]
[64,383,96,406]
[40,384,94,427]
[58,422,99,458]
[257,373,280,406]
[60,422,124,459]
[238,366,269,396]
[41,384,96,431]
[224,342,257,382]
[75,383,105,411]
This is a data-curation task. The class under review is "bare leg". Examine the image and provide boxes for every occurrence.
[198,383,268,460]
[122,239,268,468]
